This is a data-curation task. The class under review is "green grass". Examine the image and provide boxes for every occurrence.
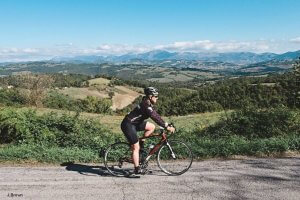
[58,87,109,99]
[11,107,226,134]
[191,135,300,158]
[0,107,299,163]
[1,134,298,163]
[164,111,229,131]
[0,144,100,163]
[88,77,111,85]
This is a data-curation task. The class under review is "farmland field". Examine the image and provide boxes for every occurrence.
[57,79,142,110]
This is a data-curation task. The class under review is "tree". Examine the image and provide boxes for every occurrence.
[292,57,300,107]
[293,57,300,77]
[18,74,54,107]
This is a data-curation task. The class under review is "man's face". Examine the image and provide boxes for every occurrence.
[150,95,158,104]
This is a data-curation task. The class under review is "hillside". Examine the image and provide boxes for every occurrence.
[57,77,141,110]
[111,86,141,110]
[0,50,298,82]
[0,60,290,82]
[49,50,299,64]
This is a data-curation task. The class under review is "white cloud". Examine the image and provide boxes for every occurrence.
[0,39,298,62]
[0,48,40,54]
[23,48,39,53]
[0,48,52,62]
[155,40,271,53]
[91,40,273,55]
[290,37,300,43]
[95,44,150,55]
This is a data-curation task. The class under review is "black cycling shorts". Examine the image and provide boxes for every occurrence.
[121,119,147,145]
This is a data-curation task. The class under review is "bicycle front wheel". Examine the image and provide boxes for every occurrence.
[157,140,193,175]
[104,142,132,177]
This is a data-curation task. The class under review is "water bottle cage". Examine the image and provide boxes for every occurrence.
[148,144,155,150]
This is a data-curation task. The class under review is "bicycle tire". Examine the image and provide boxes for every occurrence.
[157,140,193,175]
[104,142,132,177]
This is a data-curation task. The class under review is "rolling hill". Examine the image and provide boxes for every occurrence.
[49,50,300,64]
[58,77,142,110]
[0,50,299,82]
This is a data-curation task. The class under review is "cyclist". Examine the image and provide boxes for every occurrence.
[121,86,175,176]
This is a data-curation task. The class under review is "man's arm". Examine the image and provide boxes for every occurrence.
[146,107,168,128]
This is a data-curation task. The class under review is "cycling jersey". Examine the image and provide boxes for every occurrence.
[125,96,168,128]
[121,96,167,144]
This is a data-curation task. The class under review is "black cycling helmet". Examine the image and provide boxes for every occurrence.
[144,87,159,97]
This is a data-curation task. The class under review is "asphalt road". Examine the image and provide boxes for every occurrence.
[0,157,299,200]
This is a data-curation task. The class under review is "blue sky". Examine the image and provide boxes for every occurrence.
[1,0,300,61]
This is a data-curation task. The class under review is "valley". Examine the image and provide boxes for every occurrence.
[0,50,298,83]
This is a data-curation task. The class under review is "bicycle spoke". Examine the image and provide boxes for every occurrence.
[104,142,133,176]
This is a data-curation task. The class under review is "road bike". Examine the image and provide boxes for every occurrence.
[103,125,193,176]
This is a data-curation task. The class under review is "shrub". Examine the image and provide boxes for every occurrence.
[0,107,120,149]
[78,96,112,114]
[43,92,113,114]
[201,107,300,139]
[43,91,77,110]
[0,89,26,106]
[0,144,100,163]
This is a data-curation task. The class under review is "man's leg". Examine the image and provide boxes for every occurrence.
[142,122,155,141]
[120,120,141,175]
[131,142,140,168]
[139,122,155,150]
[133,122,154,173]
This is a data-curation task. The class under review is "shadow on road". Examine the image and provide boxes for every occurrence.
[60,162,167,178]
[239,157,300,181]
[61,162,112,177]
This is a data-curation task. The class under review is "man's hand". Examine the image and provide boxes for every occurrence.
[167,126,175,133]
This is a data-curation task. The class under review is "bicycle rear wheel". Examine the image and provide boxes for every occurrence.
[104,142,132,177]
[157,140,193,175]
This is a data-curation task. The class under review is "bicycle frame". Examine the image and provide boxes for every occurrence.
[138,129,171,162]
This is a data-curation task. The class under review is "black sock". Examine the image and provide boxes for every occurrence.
[134,166,140,173]
[139,141,145,150]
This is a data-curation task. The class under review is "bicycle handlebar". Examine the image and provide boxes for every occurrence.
[158,123,176,134]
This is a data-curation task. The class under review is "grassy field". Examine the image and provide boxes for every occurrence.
[111,86,141,110]
[93,111,226,134]
[15,106,226,134]
[88,77,111,85]
[58,87,109,99]
[0,107,229,163]
[0,106,298,163]
[57,78,141,110]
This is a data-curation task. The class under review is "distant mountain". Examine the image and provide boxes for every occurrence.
[0,62,17,66]
[273,50,300,60]
[137,50,177,60]
[206,52,278,64]
[50,50,300,65]
[1,52,297,80]
[51,55,105,63]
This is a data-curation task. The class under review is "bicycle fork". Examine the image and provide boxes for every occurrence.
[166,142,176,159]
[144,141,176,162]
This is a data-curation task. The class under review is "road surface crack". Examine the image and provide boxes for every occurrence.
[112,178,126,200]
[182,179,199,200]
